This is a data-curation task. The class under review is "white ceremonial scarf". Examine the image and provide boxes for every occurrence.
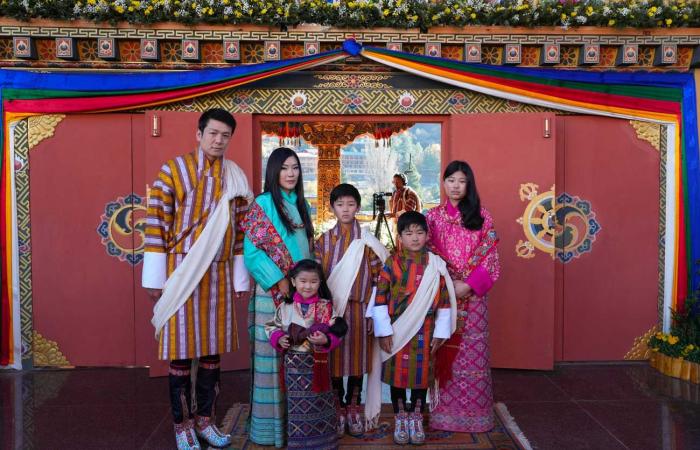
[151,159,254,338]
[327,227,389,318]
[364,252,457,429]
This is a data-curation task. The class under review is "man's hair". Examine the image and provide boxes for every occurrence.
[198,108,236,133]
[330,183,361,207]
[393,173,408,184]
[397,211,428,234]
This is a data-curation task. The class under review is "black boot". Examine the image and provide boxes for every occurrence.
[169,359,199,450]
[194,355,231,448]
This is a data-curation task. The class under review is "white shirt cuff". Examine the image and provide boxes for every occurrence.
[142,252,166,289]
[233,254,251,292]
[372,305,393,337]
[365,286,377,318]
[433,308,452,339]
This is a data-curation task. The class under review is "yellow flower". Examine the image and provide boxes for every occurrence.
[668,336,679,345]
[608,19,615,26]
[223,0,229,4]
[174,11,179,16]
[128,6,134,12]
[115,5,124,13]
[383,8,389,16]
[87,0,96,4]
[412,15,418,21]
[683,14,689,20]
[234,10,242,17]
[666,18,673,26]
[648,11,654,17]
[347,1,355,8]
[570,11,577,17]
[444,7,450,14]
[470,12,476,19]
[261,8,267,14]
[144,9,150,15]
[586,6,593,16]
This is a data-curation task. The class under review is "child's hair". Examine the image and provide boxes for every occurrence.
[397,210,428,235]
[443,160,484,230]
[263,147,314,239]
[285,259,333,304]
[329,317,348,338]
[329,183,361,207]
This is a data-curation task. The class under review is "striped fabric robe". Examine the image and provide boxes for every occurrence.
[144,149,248,360]
[375,248,450,389]
[314,220,382,377]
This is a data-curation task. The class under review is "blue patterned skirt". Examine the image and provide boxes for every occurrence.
[285,351,338,450]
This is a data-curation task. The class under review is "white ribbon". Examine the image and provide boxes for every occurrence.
[151,160,253,338]
[326,228,389,318]
[364,252,456,429]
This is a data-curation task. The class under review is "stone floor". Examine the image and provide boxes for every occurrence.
[1,362,698,449]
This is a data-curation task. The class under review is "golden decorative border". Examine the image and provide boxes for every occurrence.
[629,120,661,152]
[28,114,66,150]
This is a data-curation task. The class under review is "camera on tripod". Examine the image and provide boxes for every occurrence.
[372,192,392,219]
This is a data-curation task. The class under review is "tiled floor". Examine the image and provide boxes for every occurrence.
[1,362,699,449]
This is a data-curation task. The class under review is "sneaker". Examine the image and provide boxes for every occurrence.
[174,419,201,450]
[347,406,364,436]
[337,407,347,437]
[194,415,231,448]
[408,411,425,445]
[393,412,410,445]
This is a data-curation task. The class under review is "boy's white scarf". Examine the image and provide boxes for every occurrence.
[151,160,253,338]
[364,252,457,429]
[326,227,389,317]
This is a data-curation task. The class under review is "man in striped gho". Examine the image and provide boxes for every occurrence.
[142,108,253,450]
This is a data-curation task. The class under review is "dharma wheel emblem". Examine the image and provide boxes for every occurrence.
[515,183,601,263]
[97,194,147,266]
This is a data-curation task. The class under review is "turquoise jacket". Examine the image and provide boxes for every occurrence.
[243,191,311,291]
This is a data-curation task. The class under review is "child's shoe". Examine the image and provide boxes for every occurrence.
[347,405,364,436]
[194,415,231,448]
[174,419,201,450]
[393,411,410,445]
[337,407,347,437]
[408,411,426,445]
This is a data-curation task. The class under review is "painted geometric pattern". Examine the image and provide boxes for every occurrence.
[155,88,559,115]
[96,194,147,266]
[658,127,667,323]
[14,119,33,362]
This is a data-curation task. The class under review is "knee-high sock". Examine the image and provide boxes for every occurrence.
[196,354,221,418]
[408,388,427,413]
[169,359,193,424]
[345,376,363,406]
[332,377,346,408]
[390,386,407,414]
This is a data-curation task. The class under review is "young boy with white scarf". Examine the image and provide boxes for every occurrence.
[368,211,456,446]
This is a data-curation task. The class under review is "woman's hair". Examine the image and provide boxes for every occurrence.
[263,147,314,239]
[443,160,484,230]
[285,259,333,304]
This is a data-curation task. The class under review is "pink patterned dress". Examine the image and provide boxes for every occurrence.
[426,202,500,433]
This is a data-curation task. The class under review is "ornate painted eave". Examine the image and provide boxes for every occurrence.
[1,19,698,71]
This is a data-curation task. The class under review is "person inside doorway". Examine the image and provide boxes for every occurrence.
[142,108,254,450]
[387,173,422,249]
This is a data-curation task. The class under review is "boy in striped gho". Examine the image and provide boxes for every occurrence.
[314,183,388,437]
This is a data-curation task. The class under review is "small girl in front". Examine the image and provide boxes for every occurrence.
[266,259,346,450]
